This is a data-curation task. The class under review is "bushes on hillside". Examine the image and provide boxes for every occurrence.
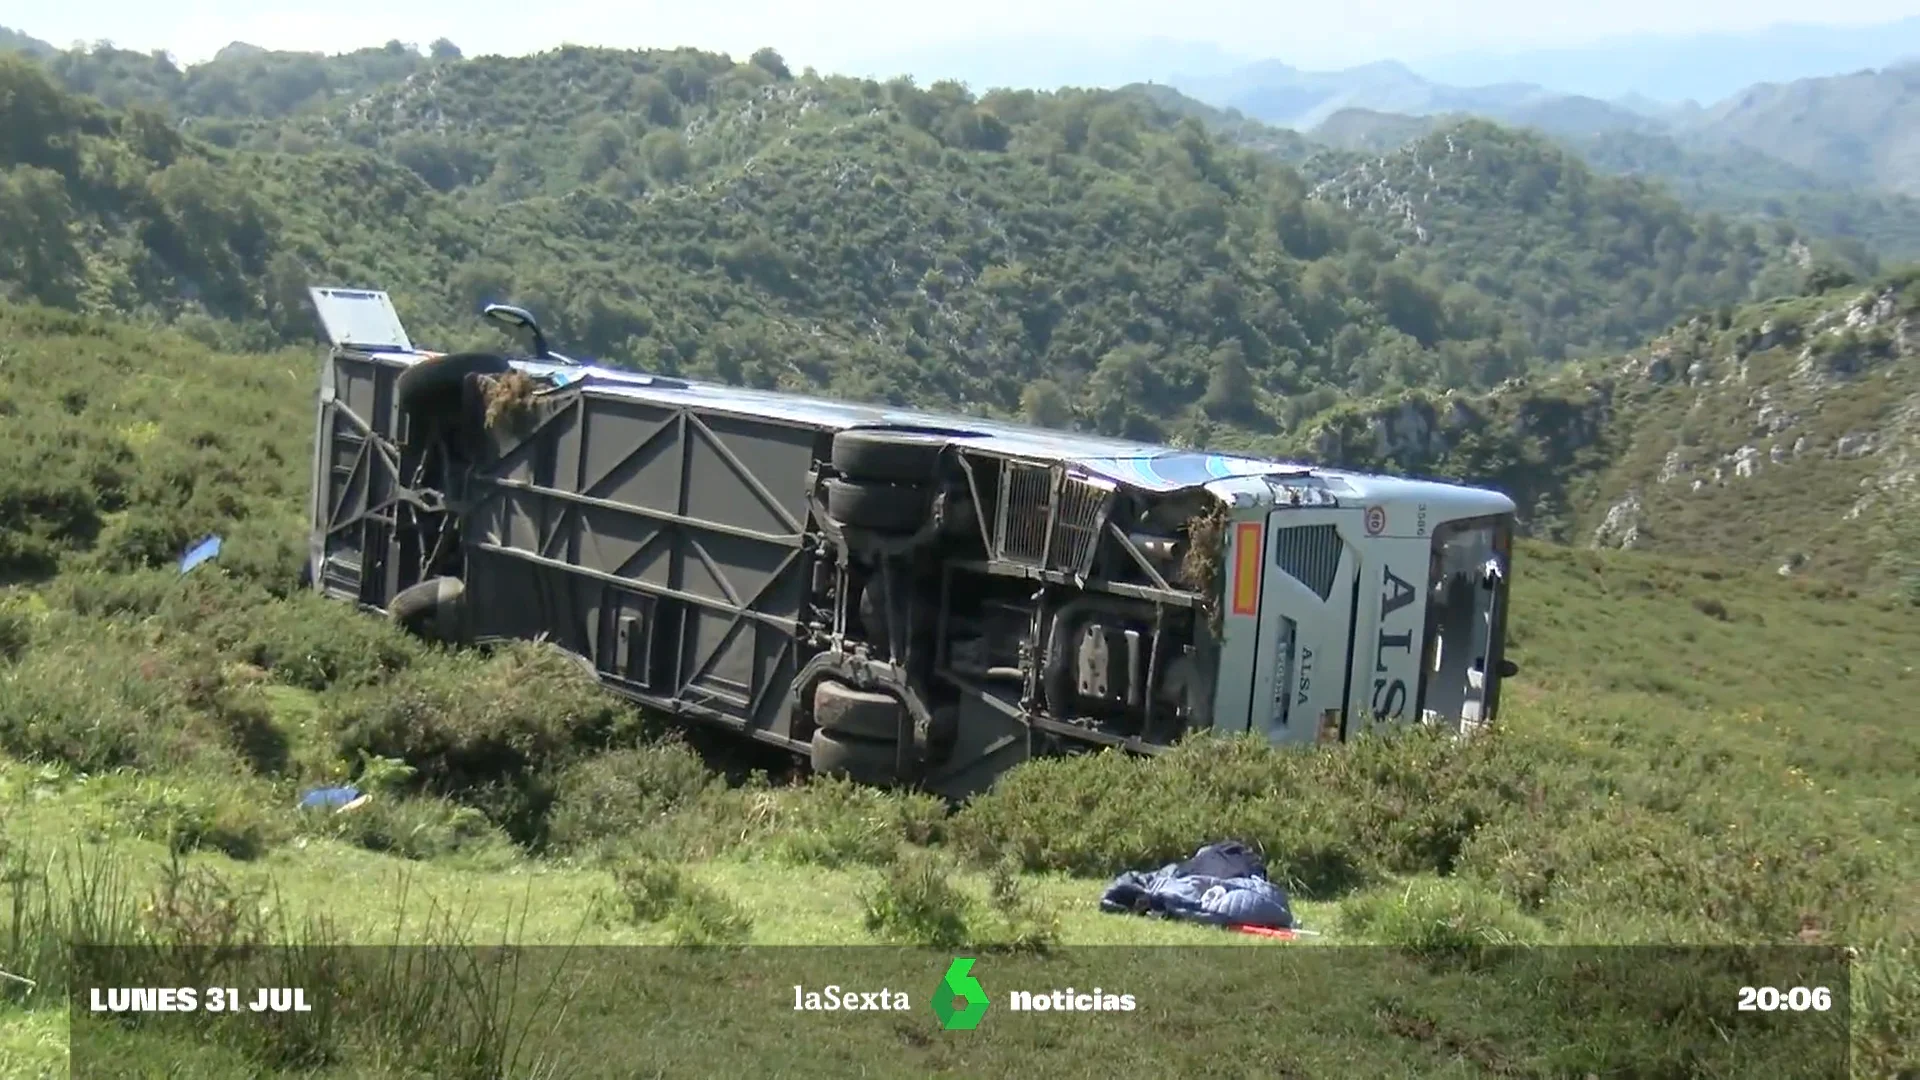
[744,776,946,869]
[1338,876,1545,951]
[94,773,289,861]
[860,851,973,948]
[0,620,311,781]
[53,569,429,691]
[545,742,718,854]
[0,304,310,592]
[605,851,755,946]
[0,605,28,662]
[329,641,654,846]
[214,592,428,691]
[950,730,1518,896]
[321,795,517,864]
[0,639,202,773]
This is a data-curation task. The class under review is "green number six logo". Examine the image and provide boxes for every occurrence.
[933,957,990,1031]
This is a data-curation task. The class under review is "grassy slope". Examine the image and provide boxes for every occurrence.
[0,307,1914,1075]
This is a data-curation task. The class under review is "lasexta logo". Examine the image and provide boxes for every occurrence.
[932,957,989,1030]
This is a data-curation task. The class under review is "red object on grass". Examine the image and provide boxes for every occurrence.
[1232,925,1296,940]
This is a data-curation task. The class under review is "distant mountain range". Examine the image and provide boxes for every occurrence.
[5,18,1918,255]
[845,20,1920,206]
[1168,58,1663,136]
[844,18,1920,115]
[1403,17,1920,105]
[1322,62,1918,196]
[1688,62,1920,196]
[1156,49,1920,206]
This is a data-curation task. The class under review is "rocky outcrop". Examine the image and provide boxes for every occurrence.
[1297,277,1920,585]
[1591,492,1642,549]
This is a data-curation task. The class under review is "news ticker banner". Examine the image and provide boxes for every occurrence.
[69,944,1850,1078]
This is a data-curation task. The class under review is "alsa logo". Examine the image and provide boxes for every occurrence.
[1370,565,1419,720]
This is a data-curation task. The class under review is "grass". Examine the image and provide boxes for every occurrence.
[0,302,1915,1075]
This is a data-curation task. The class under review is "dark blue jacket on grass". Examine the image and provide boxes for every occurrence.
[1098,841,1294,929]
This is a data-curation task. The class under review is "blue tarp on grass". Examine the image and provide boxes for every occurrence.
[1098,840,1294,929]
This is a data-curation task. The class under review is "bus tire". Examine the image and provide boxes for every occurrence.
[810,729,902,785]
[830,430,948,484]
[396,352,513,422]
[389,576,467,642]
[813,680,906,742]
[824,478,925,534]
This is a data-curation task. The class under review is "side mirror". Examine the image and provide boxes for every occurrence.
[482,303,549,359]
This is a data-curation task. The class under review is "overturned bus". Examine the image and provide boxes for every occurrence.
[305,288,1519,799]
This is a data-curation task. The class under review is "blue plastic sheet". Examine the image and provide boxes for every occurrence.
[179,534,222,574]
[298,786,362,810]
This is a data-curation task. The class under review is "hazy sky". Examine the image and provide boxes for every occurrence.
[3,0,1916,72]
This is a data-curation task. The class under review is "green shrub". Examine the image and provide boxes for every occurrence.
[986,858,1060,952]
[1455,804,1896,943]
[208,517,308,595]
[860,852,972,948]
[0,640,196,772]
[56,568,182,619]
[52,569,425,692]
[212,681,292,776]
[321,795,515,863]
[605,852,752,944]
[750,775,947,869]
[612,853,689,923]
[950,729,1512,896]
[545,742,717,853]
[1339,876,1545,952]
[0,606,29,662]
[52,569,411,696]
[88,507,199,574]
[98,775,287,862]
[665,890,755,947]
[330,641,650,845]
[216,591,426,691]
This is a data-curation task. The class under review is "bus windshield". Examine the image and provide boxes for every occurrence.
[1416,515,1514,733]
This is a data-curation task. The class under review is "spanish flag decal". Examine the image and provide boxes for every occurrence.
[1230,521,1263,617]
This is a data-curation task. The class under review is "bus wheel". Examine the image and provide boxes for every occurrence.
[824,478,926,534]
[830,429,948,484]
[810,729,902,786]
[813,680,907,742]
[388,576,468,643]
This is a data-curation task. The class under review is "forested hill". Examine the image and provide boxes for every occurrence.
[23,38,443,119]
[1304,106,1920,265]
[1298,121,1806,361]
[0,45,1828,448]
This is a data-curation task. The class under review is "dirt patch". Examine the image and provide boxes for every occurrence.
[481,371,541,432]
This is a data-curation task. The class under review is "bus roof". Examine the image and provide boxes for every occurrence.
[366,348,1515,513]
